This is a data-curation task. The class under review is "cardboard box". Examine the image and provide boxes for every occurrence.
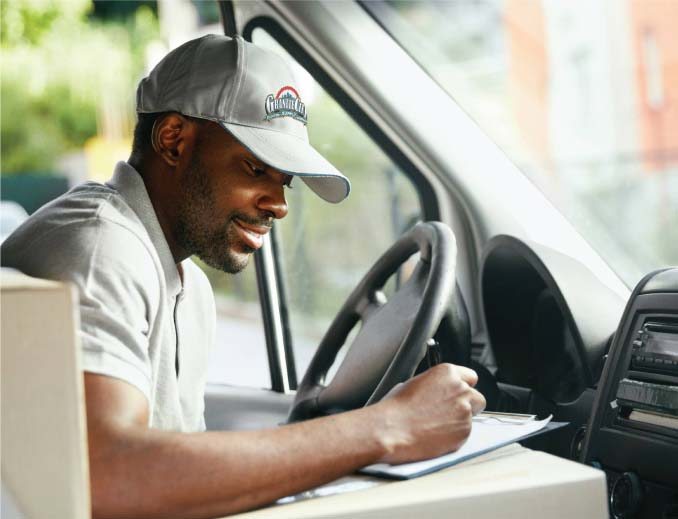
[1,270,91,519]
[229,440,608,518]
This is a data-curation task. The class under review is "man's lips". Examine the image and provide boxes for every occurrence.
[232,218,272,250]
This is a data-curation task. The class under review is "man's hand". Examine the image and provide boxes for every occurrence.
[376,363,486,465]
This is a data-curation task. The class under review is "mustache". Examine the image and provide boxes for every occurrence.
[230,212,274,228]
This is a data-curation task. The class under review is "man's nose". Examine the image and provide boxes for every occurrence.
[257,185,288,220]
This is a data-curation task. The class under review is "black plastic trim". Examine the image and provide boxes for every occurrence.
[582,269,678,492]
[253,248,286,392]
[218,1,238,37]
[481,235,596,389]
[270,225,298,389]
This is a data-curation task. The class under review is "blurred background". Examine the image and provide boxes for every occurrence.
[2,0,676,387]
[376,0,678,288]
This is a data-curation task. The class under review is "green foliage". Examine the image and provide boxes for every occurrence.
[1,80,71,173]
[1,0,89,47]
[1,0,160,175]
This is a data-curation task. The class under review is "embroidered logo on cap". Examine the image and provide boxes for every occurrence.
[264,86,307,125]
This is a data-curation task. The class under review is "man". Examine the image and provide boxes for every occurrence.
[1,35,485,518]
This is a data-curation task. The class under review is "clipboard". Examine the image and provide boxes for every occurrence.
[360,415,568,480]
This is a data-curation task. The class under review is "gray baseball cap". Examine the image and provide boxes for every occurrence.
[136,34,350,203]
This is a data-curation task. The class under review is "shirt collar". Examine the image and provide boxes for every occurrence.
[107,161,183,297]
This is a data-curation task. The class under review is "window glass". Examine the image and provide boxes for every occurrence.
[1,1,269,388]
[368,0,678,287]
[251,29,422,378]
[199,261,269,388]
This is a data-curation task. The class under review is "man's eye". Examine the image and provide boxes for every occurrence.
[284,177,294,189]
[244,161,265,177]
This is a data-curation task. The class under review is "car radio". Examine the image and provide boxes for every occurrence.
[629,321,678,376]
[618,319,678,421]
[582,268,678,519]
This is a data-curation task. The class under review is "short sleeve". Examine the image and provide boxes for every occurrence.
[6,219,160,402]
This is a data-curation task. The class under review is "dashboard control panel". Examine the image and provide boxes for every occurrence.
[630,321,678,375]
[582,268,678,519]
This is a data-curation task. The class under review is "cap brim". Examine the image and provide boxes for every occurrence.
[221,122,350,204]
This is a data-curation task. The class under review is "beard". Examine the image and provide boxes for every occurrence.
[175,154,257,274]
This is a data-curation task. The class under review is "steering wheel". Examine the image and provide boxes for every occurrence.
[287,221,457,422]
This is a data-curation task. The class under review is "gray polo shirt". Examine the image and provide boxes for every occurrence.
[1,162,215,432]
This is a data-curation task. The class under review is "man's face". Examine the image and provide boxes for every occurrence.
[174,124,291,273]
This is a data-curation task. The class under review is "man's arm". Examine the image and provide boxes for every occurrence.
[86,363,485,519]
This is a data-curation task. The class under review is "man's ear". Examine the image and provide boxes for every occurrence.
[151,113,192,167]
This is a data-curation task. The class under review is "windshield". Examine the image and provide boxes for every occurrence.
[365,0,677,287]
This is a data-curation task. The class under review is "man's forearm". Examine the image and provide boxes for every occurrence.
[90,403,393,519]
[86,364,485,519]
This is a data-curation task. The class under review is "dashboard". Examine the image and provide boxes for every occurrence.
[480,235,623,397]
[583,268,678,519]
[479,235,625,457]
[480,237,678,518]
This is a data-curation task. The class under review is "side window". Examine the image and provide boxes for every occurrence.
[251,29,422,379]
[202,261,270,388]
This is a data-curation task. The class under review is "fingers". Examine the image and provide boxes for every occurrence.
[430,364,485,414]
[455,365,478,387]
[392,363,485,413]
[469,387,486,415]
[426,363,478,386]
